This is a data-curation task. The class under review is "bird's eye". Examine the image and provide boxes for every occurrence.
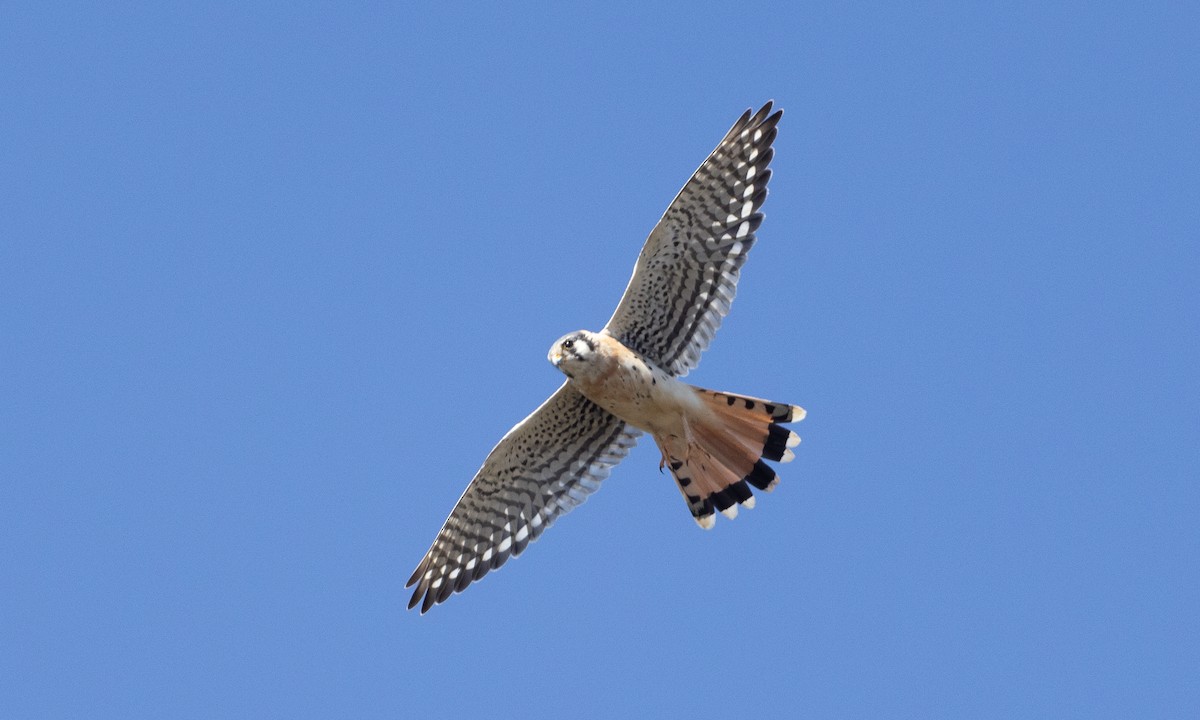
[563,339,575,349]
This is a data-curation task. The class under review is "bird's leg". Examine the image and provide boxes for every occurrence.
[656,440,675,473]
[656,422,695,472]
[681,415,696,464]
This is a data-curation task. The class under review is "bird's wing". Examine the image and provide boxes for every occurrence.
[406,382,640,613]
[602,102,781,376]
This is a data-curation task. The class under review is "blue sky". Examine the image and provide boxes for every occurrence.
[3,2,1197,717]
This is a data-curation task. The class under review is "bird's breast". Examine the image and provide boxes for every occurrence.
[572,341,700,436]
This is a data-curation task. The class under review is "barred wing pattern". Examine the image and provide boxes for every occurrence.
[603,102,781,377]
[406,383,640,613]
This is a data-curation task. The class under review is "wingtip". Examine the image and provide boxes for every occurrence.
[752,100,783,129]
[791,405,806,422]
[695,514,716,530]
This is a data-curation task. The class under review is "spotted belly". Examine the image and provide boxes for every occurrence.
[575,352,704,438]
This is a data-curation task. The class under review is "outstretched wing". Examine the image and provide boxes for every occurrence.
[602,101,781,377]
[406,383,640,613]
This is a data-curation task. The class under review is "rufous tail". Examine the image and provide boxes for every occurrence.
[654,388,805,529]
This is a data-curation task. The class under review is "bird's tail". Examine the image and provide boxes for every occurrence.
[654,388,805,529]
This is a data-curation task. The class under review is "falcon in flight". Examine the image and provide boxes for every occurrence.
[408,102,804,613]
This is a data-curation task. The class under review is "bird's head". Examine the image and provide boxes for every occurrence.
[548,330,602,380]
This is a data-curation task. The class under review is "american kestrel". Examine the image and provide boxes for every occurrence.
[407,102,804,613]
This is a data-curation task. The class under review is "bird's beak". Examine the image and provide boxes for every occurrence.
[549,348,562,367]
